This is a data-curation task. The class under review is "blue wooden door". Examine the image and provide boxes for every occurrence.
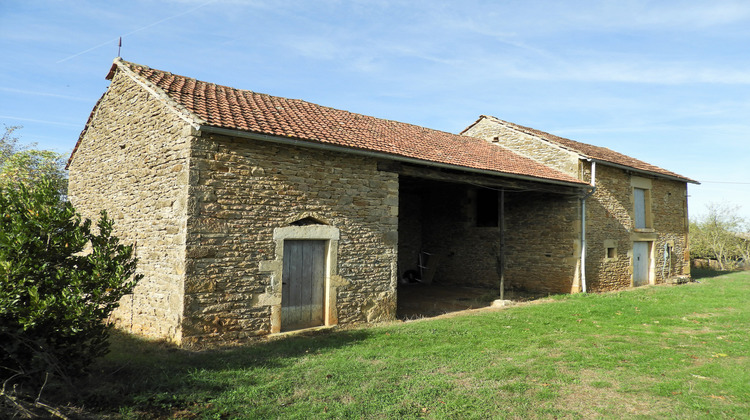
[633,241,649,287]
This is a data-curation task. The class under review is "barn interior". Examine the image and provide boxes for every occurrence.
[393,165,583,319]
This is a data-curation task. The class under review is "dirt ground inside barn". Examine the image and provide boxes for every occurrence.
[396,284,549,320]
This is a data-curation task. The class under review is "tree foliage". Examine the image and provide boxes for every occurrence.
[0,178,142,387]
[690,203,750,270]
[0,125,67,196]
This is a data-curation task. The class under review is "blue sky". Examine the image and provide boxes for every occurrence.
[2,0,749,220]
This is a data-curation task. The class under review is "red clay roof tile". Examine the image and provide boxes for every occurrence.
[80,59,588,186]
[471,116,696,183]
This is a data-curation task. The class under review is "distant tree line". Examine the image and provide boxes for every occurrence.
[690,203,750,271]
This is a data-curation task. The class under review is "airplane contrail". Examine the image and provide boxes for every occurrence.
[56,0,217,63]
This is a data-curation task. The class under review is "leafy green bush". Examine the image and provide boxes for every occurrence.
[0,179,142,385]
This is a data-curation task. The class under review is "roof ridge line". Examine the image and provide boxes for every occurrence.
[489,115,592,159]
[481,115,697,183]
[118,59,472,140]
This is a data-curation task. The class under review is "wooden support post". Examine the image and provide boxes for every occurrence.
[500,189,505,300]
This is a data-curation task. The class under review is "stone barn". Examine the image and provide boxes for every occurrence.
[68,58,696,345]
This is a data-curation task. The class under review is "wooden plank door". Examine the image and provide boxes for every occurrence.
[281,240,326,331]
[633,241,650,287]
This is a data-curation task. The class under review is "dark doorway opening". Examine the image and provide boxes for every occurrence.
[397,176,504,318]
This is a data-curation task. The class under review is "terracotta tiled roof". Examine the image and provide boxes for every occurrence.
[100,59,585,186]
[466,116,697,183]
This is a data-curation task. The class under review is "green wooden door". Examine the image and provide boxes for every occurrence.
[281,240,326,331]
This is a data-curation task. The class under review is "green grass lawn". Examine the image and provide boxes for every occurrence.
[68,271,749,419]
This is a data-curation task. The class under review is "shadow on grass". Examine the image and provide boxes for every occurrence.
[691,268,738,280]
[49,327,374,418]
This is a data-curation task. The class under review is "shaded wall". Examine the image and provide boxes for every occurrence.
[504,192,580,293]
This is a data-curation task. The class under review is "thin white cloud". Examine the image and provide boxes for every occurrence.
[580,1,750,30]
[451,48,750,85]
[0,116,80,128]
[555,123,750,136]
[0,87,93,102]
[285,37,339,60]
[490,0,750,33]
[273,1,750,87]
[555,60,750,85]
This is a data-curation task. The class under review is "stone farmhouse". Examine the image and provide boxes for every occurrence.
[462,117,698,291]
[67,58,697,345]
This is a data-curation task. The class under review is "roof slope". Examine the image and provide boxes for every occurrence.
[464,115,697,184]
[85,58,584,186]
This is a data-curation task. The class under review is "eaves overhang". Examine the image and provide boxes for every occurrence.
[199,125,592,191]
[587,158,700,185]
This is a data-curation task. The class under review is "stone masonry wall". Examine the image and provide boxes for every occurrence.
[584,163,690,291]
[68,70,191,343]
[583,163,634,291]
[420,184,501,288]
[182,133,399,345]
[504,192,581,293]
[463,118,581,176]
[649,177,691,280]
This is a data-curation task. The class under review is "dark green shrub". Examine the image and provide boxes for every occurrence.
[0,179,142,384]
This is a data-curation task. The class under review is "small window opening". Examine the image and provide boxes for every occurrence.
[606,247,616,259]
[476,189,499,227]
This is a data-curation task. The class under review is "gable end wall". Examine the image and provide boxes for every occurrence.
[68,70,192,343]
[463,119,581,178]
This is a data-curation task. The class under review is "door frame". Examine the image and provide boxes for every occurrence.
[267,225,340,333]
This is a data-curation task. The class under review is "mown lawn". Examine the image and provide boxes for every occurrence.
[65,271,749,419]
